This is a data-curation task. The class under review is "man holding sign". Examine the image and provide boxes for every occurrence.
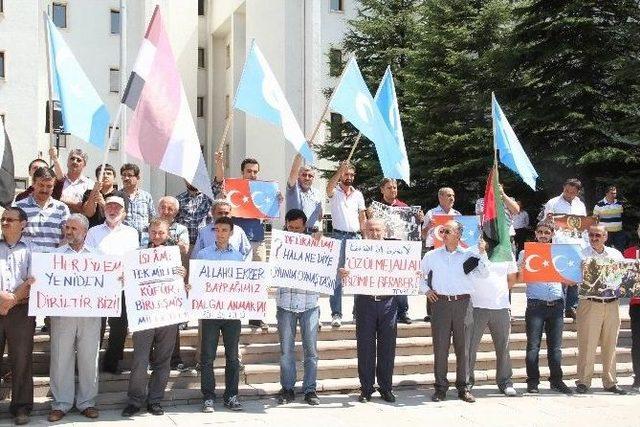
[122,218,188,418]
[276,209,322,406]
[194,216,246,413]
[575,224,627,395]
[46,214,100,422]
[0,207,35,425]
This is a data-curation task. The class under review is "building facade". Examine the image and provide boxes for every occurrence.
[0,0,356,211]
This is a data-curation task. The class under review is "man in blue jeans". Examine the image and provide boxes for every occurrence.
[326,161,366,327]
[276,209,321,405]
[194,217,246,413]
[517,221,573,394]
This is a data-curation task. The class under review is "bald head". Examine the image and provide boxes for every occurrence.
[365,219,385,240]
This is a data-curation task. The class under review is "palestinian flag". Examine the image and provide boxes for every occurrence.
[0,119,15,207]
[481,164,513,262]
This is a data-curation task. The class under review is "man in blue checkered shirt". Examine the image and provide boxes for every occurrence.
[120,163,156,244]
[175,180,212,245]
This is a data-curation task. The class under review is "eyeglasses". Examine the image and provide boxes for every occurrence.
[588,233,604,238]
[535,229,552,235]
[0,218,20,223]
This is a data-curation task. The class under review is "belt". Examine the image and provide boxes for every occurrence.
[437,294,470,301]
[363,295,393,302]
[586,297,618,303]
[333,229,361,236]
[528,298,563,307]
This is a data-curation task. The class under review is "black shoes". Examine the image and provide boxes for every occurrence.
[249,320,268,330]
[379,389,396,403]
[458,390,476,403]
[397,315,412,324]
[121,405,140,417]
[526,384,539,394]
[575,383,589,394]
[423,315,431,322]
[304,391,320,405]
[147,403,164,416]
[277,388,295,404]
[604,385,628,395]
[550,381,574,395]
[565,308,577,319]
[431,390,446,402]
[224,395,243,411]
[358,392,372,403]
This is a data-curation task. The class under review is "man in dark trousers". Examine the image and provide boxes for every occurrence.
[340,218,398,403]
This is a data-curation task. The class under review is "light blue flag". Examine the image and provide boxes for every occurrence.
[329,58,403,179]
[46,13,110,149]
[374,66,410,184]
[492,92,538,190]
[234,40,314,163]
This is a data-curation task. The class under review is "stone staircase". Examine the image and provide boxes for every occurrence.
[0,317,634,416]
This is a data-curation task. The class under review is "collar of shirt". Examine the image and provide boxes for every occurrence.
[26,194,55,210]
[214,244,233,253]
[65,175,91,185]
[0,236,30,248]
[58,243,93,253]
[336,185,357,197]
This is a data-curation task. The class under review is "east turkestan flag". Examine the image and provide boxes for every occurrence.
[0,119,15,207]
[482,165,513,262]
[121,6,213,199]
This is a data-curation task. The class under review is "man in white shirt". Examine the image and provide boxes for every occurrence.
[47,214,100,422]
[543,178,586,319]
[326,161,366,327]
[468,258,518,396]
[575,224,627,395]
[50,148,95,214]
[421,220,489,403]
[85,195,139,374]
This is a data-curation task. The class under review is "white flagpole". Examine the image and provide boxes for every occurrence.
[43,12,56,150]
[119,0,128,165]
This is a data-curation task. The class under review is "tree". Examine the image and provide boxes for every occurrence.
[510,0,640,222]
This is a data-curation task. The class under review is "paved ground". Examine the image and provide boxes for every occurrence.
[10,376,638,427]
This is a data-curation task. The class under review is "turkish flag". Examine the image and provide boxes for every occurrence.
[224,178,280,219]
[432,215,480,249]
[522,242,583,283]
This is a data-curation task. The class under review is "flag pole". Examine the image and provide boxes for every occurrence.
[306,55,353,146]
[43,12,56,151]
[119,0,128,165]
[491,92,498,166]
[216,111,234,154]
[345,132,362,164]
[98,104,124,181]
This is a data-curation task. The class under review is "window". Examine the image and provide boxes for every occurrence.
[330,113,343,140]
[198,0,205,16]
[329,0,344,12]
[198,48,205,68]
[197,97,204,117]
[110,10,120,34]
[108,125,120,150]
[109,68,120,93]
[329,48,342,77]
[0,0,4,14]
[225,44,231,69]
[225,95,230,118]
[52,3,67,28]
[0,52,4,79]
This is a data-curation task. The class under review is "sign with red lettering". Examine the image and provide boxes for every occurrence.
[188,260,268,319]
[124,246,189,332]
[342,239,422,295]
[29,252,123,317]
[268,229,341,295]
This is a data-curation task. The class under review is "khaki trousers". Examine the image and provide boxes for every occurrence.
[576,299,620,388]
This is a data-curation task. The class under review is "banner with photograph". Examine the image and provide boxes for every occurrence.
[342,239,422,295]
[369,201,421,241]
[581,257,640,298]
[29,252,123,317]
[124,246,189,332]
[188,260,268,319]
[269,229,341,294]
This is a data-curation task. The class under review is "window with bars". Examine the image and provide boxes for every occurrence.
[109,68,120,93]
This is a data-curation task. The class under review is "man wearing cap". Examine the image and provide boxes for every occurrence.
[85,194,139,374]
[82,164,129,228]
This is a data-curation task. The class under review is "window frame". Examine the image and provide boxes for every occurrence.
[329,0,344,12]
[197,96,204,118]
[52,2,68,28]
[110,9,121,35]
[198,48,205,69]
[109,67,120,93]
[0,51,5,79]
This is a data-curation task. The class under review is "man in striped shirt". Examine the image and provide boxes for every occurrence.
[14,167,70,252]
[593,185,625,252]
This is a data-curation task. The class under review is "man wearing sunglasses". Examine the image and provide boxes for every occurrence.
[575,224,627,395]
[517,221,573,394]
[420,220,489,403]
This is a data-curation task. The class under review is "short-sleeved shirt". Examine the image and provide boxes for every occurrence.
[471,260,517,309]
[85,222,140,256]
[593,198,623,233]
[286,181,323,230]
[15,195,70,252]
[517,249,563,301]
[81,188,129,228]
[328,185,365,233]
[175,190,212,245]
[61,175,94,205]
[124,189,156,241]
[0,237,32,292]
[543,194,587,217]
[420,246,489,295]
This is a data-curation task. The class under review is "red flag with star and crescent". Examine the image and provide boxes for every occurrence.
[522,242,583,283]
[223,178,281,219]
